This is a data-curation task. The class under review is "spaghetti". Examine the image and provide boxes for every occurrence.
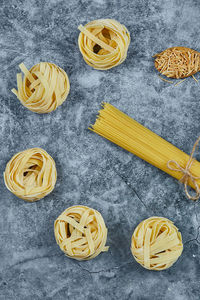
[54,205,109,260]
[78,19,130,70]
[90,103,200,199]
[12,62,70,113]
[4,148,57,202]
[131,217,183,270]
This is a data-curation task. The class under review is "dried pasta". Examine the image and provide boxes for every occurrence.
[90,103,200,193]
[154,47,200,79]
[54,205,109,260]
[4,148,57,202]
[131,217,183,270]
[78,19,130,70]
[12,62,70,113]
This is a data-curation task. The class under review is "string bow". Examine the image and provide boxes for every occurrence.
[167,136,200,201]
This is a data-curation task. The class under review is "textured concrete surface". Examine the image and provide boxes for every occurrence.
[0,0,200,299]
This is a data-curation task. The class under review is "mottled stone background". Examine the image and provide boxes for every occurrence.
[0,0,200,299]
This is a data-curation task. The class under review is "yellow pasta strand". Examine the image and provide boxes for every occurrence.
[90,103,200,190]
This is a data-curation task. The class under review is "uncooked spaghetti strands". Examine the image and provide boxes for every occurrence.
[90,103,200,200]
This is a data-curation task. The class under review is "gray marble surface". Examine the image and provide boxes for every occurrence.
[0,0,200,299]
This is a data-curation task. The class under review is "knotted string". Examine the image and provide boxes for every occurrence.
[167,136,200,201]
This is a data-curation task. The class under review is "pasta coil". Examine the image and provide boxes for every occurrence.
[4,148,57,202]
[12,62,70,113]
[131,217,183,270]
[78,19,130,70]
[54,205,109,260]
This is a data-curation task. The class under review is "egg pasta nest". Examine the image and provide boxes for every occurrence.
[131,217,183,270]
[12,62,70,113]
[54,205,109,260]
[4,148,57,202]
[78,19,130,70]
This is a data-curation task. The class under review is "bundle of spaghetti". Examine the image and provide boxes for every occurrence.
[131,217,183,270]
[12,62,70,113]
[78,19,130,70]
[154,47,200,79]
[4,148,57,202]
[90,103,200,192]
[54,205,109,260]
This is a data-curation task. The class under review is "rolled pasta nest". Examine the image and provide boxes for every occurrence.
[4,148,57,202]
[54,205,109,260]
[78,19,130,70]
[131,217,183,270]
[154,47,200,79]
[12,62,70,113]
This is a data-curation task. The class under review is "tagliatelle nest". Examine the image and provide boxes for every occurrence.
[154,47,200,79]
[54,205,109,260]
[12,62,70,113]
[4,148,57,202]
[78,19,130,70]
[131,217,183,271]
